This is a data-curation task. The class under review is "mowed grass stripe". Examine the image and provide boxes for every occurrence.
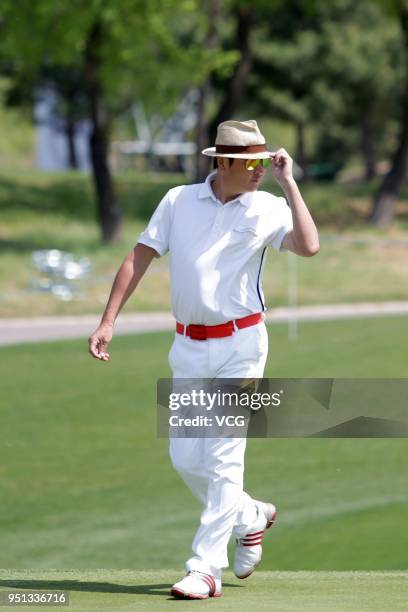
[0,571,407,611]
[0,317,407,570]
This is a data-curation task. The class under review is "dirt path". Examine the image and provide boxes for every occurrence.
[1,301,408,346]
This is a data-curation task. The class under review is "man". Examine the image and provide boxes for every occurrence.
[88,120,319,599]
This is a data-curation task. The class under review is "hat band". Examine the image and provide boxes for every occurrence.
[215,144,267,154]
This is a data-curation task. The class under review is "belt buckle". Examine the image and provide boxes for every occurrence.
[188,324,207,341]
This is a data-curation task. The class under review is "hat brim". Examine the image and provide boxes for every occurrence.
[201,147,273,160]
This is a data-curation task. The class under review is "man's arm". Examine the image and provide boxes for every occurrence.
[88,243,158,361]
[270,149,319,257]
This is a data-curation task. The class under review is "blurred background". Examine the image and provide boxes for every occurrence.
[0,0,407,577]
[0,0,407,316]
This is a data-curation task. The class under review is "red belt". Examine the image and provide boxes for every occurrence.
[176,312,263,341]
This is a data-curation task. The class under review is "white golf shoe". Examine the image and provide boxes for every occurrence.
[234,500,277,579]
[170,570,222,599]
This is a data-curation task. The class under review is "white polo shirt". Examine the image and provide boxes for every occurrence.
[137,171,293,325]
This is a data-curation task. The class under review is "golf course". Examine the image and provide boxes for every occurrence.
[0,570,407,610]
[2,1,408,607]
[1,317,407,609]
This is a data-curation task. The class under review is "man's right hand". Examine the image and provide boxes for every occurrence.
[88,323,113,361]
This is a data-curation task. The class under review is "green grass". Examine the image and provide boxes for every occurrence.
[0,79,35,171]
[0,570,407,611]
[0,317,407,575]
[1,169,408,316]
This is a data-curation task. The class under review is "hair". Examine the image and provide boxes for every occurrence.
[213,157,235,170]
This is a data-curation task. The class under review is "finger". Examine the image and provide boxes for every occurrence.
[89,337,106,359]
[88,338,100,358]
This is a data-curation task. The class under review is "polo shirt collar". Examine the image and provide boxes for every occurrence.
[198,171,252,207]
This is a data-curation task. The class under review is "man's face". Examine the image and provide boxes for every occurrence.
[217,157,268,193]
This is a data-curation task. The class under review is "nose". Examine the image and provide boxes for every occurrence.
[253,166,265,178]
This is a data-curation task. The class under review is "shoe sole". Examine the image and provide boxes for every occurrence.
[236,560,260,580]
[170,587,222,599]
[235,502,277,580]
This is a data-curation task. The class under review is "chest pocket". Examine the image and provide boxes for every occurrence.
[231,224,261,246]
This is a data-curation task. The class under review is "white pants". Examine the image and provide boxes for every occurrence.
[168,321,268,579]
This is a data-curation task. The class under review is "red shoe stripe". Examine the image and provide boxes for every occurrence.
[243,533,265,541]
[245,529,265,537]
[200,574,216,596]
[180,572,217,598]
[242,540,263,546]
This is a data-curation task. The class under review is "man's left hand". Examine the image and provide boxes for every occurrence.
[269,148,293,184]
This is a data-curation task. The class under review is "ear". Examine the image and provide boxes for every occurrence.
[217,157,228,173]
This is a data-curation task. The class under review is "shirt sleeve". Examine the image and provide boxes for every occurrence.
[136,191,172,257]
[266,197,294,252]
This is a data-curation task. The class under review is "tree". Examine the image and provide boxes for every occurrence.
[370,0,408,226]
[316,4,404,181]
[0,0,224,242]
[194,0,256,181]
[194,0,281,182]
[244,0,403,182]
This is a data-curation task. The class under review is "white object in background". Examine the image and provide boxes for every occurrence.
[34,86,92,171]
[30,249,91,301]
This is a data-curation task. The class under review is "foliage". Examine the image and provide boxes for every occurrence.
[0,0,238,120]
[243,0,405,164]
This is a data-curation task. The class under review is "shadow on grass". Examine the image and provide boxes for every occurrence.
[0,178,94,221]
[2,172,407,255]
[0,578,241,597]
[0,174,185,223]
[0,236,102,255]
[0,172,185,255]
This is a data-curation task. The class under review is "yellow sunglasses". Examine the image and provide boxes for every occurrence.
[245,158,270,171]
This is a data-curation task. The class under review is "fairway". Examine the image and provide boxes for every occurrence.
[0,570,407,611]
[1,316,407,582]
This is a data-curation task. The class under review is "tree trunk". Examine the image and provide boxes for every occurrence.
[83,21,122,243]
[195,84,213,181]
[66,115,78,169]
[369,4,408,226]
[194,0,220,182]
[208,4,254,148]
[361,115,376,180]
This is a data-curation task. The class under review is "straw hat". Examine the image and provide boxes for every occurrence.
[201,119,272,160]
